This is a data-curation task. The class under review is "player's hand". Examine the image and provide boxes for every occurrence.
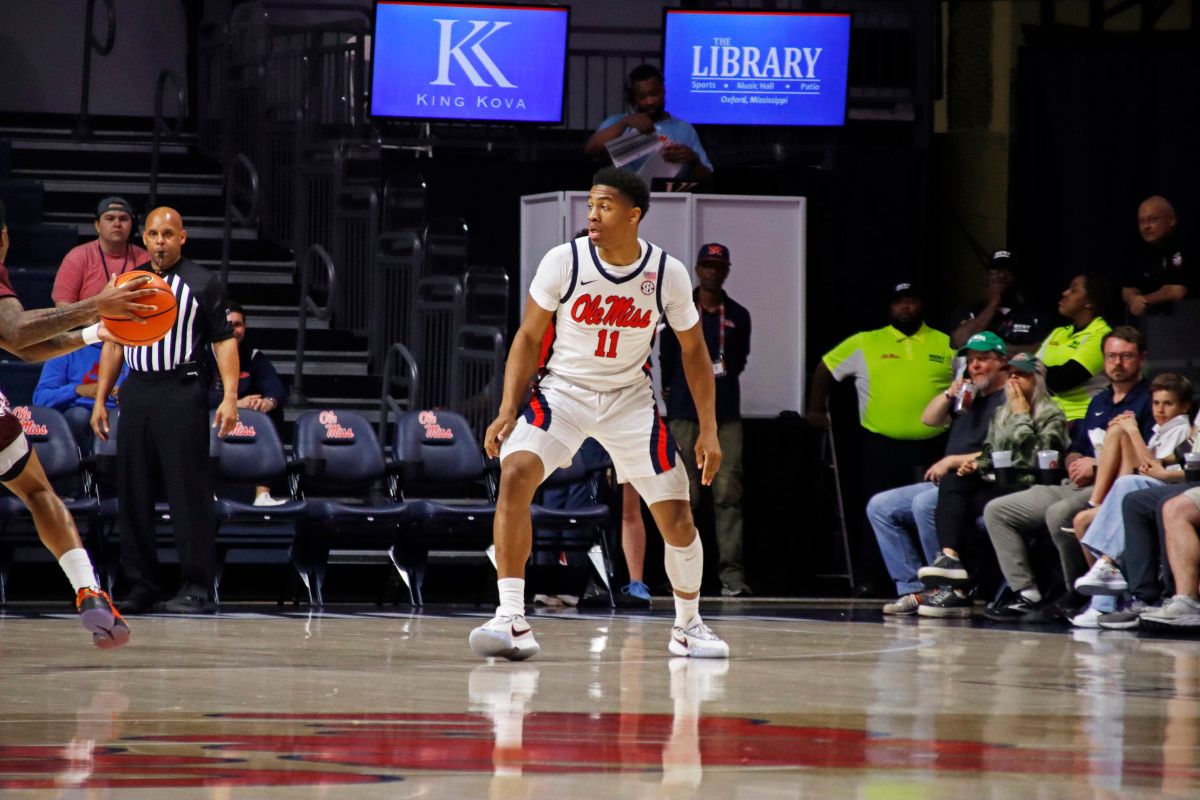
[214,397,239,438]
[95,320,120,344]
[624,112,656,134]
[91,405,109,442]
[94,274,156,321]
[695,426,722,486]
[484,411,518,459]
[662,143,696,164]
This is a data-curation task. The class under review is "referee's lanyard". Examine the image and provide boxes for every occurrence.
[98,242,132,280]
[698,302,727,377]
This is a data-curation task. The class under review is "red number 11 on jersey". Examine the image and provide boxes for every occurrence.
[594,329,620,358]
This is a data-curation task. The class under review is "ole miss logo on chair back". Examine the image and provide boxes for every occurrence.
[319,410,356,441]
[418,411,454,441]
[12,406,49,439]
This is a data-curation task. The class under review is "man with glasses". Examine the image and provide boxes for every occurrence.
[982,326,1154,624]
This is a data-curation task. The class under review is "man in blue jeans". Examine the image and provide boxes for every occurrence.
[867,332,1009,614]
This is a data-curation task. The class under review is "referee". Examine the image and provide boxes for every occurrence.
[91,207,239,614]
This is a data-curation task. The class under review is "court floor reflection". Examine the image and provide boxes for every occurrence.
[0,605,1197,798]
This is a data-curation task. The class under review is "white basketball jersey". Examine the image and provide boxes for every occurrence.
[529,237,699,393]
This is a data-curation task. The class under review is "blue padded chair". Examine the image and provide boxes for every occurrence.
[209,409,308,604]
[0,405,100,604]
[292,409,409,606]
[529,449,617,607]
[392,409,497,605]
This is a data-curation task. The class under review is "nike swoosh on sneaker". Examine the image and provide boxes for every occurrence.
[673,635,689,647]
[511,626,531,637]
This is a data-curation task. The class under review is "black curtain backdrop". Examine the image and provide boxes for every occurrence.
[1012,31,1200,311]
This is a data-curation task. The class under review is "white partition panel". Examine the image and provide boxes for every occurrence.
[520,192,806,418]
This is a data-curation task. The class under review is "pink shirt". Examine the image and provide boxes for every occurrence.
[52,241,151,304]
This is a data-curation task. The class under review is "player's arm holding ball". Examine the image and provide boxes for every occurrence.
[484,298,554,458]
[90,340,125,441]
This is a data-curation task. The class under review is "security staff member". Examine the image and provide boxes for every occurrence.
[1036,274,1112,425]
[91,207,239,614]
[807,282,954,591]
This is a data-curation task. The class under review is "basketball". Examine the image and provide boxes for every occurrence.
[102,270,178,346]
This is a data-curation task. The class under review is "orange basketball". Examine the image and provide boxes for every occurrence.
[101,270,178,346]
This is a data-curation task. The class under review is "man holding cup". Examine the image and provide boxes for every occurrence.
[866,331,1009,614]
[981,327,1154,623]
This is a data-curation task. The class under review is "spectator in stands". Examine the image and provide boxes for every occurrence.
[917,353,1069,617]
[808,282,954,590]
[203,302,287,506]
[868,331,1009,615]
[1122,195,1189,317]
[982,326,1152,624]
[1037,274,1112,427]
[660,242,751,597]
[32,344,128,455]
[1144,490,1200,629]
[52,197,150,307]
[584,64,713,182]
[950,249,1048,353]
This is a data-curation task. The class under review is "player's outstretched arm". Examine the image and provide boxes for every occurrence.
[0,277,155,351]
[483,299,555,459]
[675,322,722,485]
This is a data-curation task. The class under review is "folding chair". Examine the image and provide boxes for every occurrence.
[392,409,497,605]
[209,409,308,604]
[292,409,409,606]
[0,405,99,604]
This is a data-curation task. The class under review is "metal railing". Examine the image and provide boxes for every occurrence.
[331,185,378,333]
[449,326,506,446]
[148,69,188,209]
[219,154,260,289]
[74,0,116,138]
[377,342,421,446]
[288,244,338,407]
[372,232,422,371]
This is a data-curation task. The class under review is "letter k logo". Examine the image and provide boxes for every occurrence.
[431,19,517,88]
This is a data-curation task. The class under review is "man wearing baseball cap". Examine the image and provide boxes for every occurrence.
[660,242,752,596]
[808,281,955,592]
[52,196,150,307]
[950,249,1048,353]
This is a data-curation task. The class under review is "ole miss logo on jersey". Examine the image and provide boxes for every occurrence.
[570,294,652,329]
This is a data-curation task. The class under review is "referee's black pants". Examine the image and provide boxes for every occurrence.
[117,365,216,597]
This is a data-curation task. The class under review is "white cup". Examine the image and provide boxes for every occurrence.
[992,450,1013,469]
[1037,450,1059,470]
[1186,452,1200,467]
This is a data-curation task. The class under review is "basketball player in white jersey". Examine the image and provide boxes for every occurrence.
[470,167,728,661]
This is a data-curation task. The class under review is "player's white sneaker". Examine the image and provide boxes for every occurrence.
[469,613,541,661]
[668,617,730,658]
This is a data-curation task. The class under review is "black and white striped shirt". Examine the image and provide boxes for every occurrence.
[124,258,233,372]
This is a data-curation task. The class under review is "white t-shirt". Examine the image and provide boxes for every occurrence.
[1148,413,1192,460]
[530,237,699,392]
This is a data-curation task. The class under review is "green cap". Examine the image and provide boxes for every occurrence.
[1007,352,1043,374]
[957,331,1007,357]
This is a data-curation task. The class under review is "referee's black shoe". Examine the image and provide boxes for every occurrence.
[116,586,160,615]
[161,586,217,614]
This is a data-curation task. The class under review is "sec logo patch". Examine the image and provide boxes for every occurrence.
[641,279,655,295]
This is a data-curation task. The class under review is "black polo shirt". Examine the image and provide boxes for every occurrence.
[951,295,1048,348]
[660,291,751,422]
[1124,229,1191,296]
[944,386,1005,455]
[123,257,233,372]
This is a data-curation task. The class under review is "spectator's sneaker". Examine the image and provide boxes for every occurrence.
[253,492,288,507]
[1140,595,1200,629]
[668,617,730,658]
[1097,598,1154,630]
[918,553,969,588]
[76,588,131,649]
[983,591,1043,623]
[882,592,927,616]
[623,580,652,601]
[1069,605,1105,628]
[532,593,564,608]
[469,614,541,661]
[1074,559,1128,596]
[1029,591,1088,626]
[916,587,973,618]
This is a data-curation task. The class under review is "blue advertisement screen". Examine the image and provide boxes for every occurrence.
[371,2,569,123]
[663,11,851,127]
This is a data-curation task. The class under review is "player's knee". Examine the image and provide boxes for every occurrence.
[498,452,546,500]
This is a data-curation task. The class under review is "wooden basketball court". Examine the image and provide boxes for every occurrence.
[1,602,1197,797]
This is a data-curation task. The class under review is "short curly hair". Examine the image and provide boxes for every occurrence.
[592,167,650,221]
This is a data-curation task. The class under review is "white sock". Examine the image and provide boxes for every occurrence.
[1020,587,1042,603]
[58,548,98,594]
[497,578,526,617]
[673,594,700,629]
